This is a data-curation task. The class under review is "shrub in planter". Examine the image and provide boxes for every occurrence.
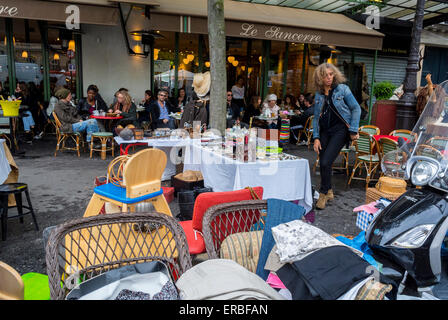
[373,81,397,101]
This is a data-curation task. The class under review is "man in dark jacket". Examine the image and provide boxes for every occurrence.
[291,93,315,144]
[148,89,179,129]
[54,88,99,143]
[77,85,108,119]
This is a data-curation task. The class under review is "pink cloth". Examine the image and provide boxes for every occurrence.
[266,272,287,289]
[353,201,379,214]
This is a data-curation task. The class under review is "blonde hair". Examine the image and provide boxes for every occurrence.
[313,63,346,93]
[114,90,132,113]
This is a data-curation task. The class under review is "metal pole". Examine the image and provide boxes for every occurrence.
[300,44,307,94]
[38,21,51,103]
[75,33,83,102]
[282,42,289,99]
[368,49,377,125]
[5,18,16,96]
[174,32,179,97]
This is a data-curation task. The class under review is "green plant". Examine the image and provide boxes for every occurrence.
[373,81,397,100]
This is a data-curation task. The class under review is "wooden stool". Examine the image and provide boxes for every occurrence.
[0,183,39,241]
[90,132,114,160]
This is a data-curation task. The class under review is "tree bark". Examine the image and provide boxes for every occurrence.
[207,0,227,134]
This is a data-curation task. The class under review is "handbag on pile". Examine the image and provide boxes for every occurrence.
[365,176,407,204]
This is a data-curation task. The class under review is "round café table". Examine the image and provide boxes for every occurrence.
[90,115,123,132]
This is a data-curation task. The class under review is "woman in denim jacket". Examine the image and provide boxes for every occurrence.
[312,63,361,209]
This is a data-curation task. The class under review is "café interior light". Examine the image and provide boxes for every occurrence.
[4,36,16,46]
[241,66,246,71]
[205,61,210,68]
[154,48,160,60]
[232,60,239,67]
[183,58,190,65]
[187,54,195,62]
[53,53,60,60]
[259,56,262,63]
[68,40,75,52]
[133,44,143,54]
[227,56,235,63]
[21,50,28,59]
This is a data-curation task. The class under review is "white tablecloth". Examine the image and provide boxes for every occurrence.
[0,139,11,184]
[183,142,313,213]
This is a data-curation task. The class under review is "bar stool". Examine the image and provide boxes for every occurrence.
[90,132,114,160]
[0,183,39,241]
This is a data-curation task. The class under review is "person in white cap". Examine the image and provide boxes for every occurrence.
[261,94,280,129]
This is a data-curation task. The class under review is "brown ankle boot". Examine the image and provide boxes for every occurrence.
[327,189,334,200]
[316,193,328,210]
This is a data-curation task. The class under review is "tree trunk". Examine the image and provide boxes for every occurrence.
[207,0,227,134]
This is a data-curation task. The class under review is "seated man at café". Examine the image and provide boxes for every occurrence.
[291,93,314,144]
[108,89,137,128]
[54,88,99,145]
[148,89,178,130]
[77,84,108,119]
[226,90,241,128]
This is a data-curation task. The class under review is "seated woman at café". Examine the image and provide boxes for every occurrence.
[171,87,188,112]
[261,93,280,129]
[148,89,178,130]
[138,89,154,126]
[281,94,297,112]
[108,90,137,128]
[77,84,108,119]
[54,88,99,144]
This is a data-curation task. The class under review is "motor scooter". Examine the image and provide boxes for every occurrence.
[366,80,448,299]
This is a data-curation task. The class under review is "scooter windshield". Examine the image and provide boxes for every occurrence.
[382,80,448,186]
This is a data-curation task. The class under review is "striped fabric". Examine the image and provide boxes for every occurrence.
[279,119,290,143]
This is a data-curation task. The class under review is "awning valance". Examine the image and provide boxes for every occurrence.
[0,0,119,26]
[148,0,384,50]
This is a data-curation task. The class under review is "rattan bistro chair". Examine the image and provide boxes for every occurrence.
[45,212,192,300]
[52,112,83,157]
[202,200,267,260]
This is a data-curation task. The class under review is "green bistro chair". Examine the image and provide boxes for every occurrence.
[359,125,380,136]
[389,129,416,142]
[348,131,380,188]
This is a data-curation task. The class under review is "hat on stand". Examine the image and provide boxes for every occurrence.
[192,72,211,99]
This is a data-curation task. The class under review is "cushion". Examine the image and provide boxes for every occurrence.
[21,273,50,300]
[219,230,264,273]
[192,186,263,231]
[358,154,379,162]
[162,186,175,204]
[94,183,163,204]
[178,220,206,255]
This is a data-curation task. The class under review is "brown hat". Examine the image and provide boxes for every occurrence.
[192,72,211,99]
[55,88,70,100]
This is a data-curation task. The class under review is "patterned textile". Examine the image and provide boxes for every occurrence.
[356,210,377,232]
[279,119,290,143]
[220,230,264,273]
[355,278,392,300]
[272,219,363,263]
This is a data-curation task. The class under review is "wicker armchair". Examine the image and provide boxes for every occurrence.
[45,212,192,300]
[202,200,267,259]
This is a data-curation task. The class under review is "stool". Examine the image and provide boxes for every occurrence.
[90,132,114,160]
[0,183,39,241]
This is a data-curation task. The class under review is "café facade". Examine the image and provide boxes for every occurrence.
[0,0,384,111]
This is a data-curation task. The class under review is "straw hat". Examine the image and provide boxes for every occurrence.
[192,72,211,98]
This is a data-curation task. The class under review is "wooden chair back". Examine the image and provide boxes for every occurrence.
[378,137,398,160]
[389,129,416,142]
[359,125,380,135]
[356,131,377,157]
[123,148,167,198]
[0,261,24,300]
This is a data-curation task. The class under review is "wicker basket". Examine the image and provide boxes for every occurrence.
[365,187,404,204]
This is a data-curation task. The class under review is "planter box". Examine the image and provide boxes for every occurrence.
[371,100,397,135]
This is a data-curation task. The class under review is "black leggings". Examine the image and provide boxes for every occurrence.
[319,125,348,194]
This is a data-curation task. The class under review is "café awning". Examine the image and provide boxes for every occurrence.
[147,0,384,50]
[0,0,119,26]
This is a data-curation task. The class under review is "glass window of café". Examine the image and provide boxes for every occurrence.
[153,31,176,97]
[0,18,8,95]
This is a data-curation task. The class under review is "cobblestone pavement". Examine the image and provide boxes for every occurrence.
[0,136,370,275]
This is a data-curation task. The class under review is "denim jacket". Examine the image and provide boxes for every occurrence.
[312,84,361,139]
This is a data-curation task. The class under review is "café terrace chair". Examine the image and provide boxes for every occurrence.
[348,131,380,188]
[45,212,192,300]
[0,260,24,300]
[52,112,83,157]
[83,148,172,218]
[297,115,314,149]
[389,129,416,142]
[359,125,380,136]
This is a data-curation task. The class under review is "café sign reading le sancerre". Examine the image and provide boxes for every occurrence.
[0,5,18,17]
[239,23,322,43]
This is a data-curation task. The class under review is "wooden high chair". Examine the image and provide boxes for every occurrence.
[83,148,172,217]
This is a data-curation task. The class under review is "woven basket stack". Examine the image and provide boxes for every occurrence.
[365,176,407,204]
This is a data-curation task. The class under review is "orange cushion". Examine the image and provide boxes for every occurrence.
[191,187,263,231]
[179,220,206,255]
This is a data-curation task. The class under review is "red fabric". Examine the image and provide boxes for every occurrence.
[179,187,263,255]
[162,187,175,204]
[373,135,407,142]
[178,220,206,255]
[191,187,263,231]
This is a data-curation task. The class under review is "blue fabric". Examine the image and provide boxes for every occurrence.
[336,231,380,270]
[22,110,35,131]
[94,183,163,204]
[312,84,361,139]
[158,101,169,120]
[255,198,306,281]
[72,118,99,142]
